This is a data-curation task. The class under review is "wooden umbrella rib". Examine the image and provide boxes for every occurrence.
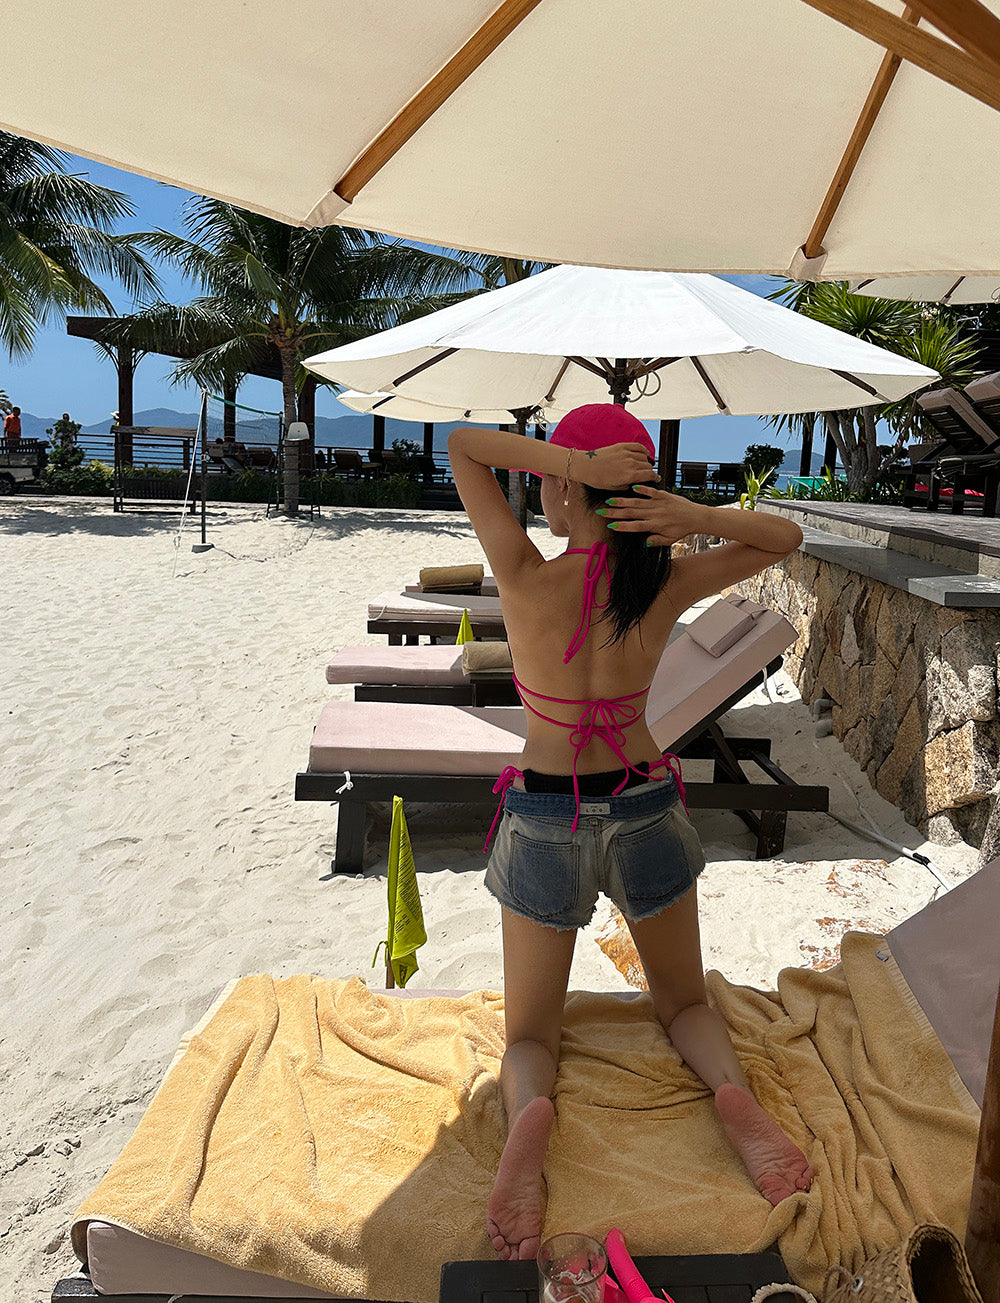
[335,0,545,204]
[799,0,1000,115]
[392,347,458,387]
[942,275,967,302]
[372,394,395,411]
[831,368,882,398]
[802,6,918,261]
[566,355,613,381]
[691,358,729,414]
[632,356,681,379]
[545,357,571,404]
[907,0,1000,73]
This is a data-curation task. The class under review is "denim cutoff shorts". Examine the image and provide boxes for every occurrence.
[484,772,706,931]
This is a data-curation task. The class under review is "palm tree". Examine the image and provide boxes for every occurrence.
[125,198,505,514]
[767,281,982,497]
[0,132,158,358]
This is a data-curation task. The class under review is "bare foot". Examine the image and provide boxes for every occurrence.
[714,1083,813,1205]
[486,1095,555,1261]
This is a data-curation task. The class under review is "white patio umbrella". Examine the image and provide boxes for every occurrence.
[5,0,1000,278]
[851,275,1000,304]
[336,391,515,426]
[305,266,938,419]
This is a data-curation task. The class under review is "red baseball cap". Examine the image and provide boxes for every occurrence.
[549,403,655,460]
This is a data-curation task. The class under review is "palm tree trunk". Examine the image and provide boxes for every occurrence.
[279,341,299,517]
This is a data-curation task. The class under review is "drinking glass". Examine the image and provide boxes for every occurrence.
[537,1232,608,1303]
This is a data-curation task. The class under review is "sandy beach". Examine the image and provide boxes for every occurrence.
[0,498,979,1300]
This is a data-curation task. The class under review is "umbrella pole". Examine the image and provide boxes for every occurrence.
[658,419,680,490]
[609,358,632,406]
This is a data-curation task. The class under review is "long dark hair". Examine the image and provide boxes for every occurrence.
[582,483,672,645]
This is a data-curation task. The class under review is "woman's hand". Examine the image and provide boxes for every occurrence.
[598,483,711,546]
[573,443,659,492]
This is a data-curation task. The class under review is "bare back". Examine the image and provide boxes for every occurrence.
[496,551,680,775]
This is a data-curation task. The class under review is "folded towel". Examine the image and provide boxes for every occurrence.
[462,641,513,676]
[687,594,766,656]
[72,937,977,1303]
[419,563,484,592]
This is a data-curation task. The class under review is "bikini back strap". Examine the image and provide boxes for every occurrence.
[563,539,611,663]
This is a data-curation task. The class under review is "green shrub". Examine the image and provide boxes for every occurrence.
[40,458,113,495]
[743,443,785,479]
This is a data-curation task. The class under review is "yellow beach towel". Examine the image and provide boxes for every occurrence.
[73,935,979,1303]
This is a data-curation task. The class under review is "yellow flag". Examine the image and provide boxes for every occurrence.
[455,608,474,645]
[384,796,426,988]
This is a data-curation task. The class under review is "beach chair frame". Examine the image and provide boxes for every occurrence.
[296,655,830,870]
[368,616,507,644]
[51,1268,389,1301]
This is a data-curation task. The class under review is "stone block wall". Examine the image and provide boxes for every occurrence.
[721,548,1000,847]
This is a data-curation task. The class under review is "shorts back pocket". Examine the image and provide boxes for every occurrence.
[507,828,580,922]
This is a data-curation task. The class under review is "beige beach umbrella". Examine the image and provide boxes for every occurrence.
[850,275,1000,303]
[4,1,1000,278]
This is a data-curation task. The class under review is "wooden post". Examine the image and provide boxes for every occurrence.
[372,414,386,454]
[423,422,434,484]
[116,346,135,466]
[658,419,680,489]
[799,414,816,478]
[966,978,1000,1303]
[298,374,317,470]
[223,377,237,442]
[506,412,529,527]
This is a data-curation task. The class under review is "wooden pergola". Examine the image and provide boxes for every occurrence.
[65,316,319,464]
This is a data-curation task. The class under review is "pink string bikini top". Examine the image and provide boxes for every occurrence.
[484,539,688,850]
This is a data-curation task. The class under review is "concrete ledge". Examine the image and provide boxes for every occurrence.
[797,523,1000,607]
[759,499,1000,580]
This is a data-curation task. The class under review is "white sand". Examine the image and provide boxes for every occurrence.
[0,499,979,1298]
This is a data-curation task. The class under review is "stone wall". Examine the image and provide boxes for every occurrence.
[722,547,1000,847]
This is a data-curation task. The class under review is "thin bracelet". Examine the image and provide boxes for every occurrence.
[563,447,576,505]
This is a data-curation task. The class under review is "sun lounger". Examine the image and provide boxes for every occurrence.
[326,642,519,705]
[53,858,1000,1303]
[300,597,828,869]
[368,589,506,643]
[904,387,1000,515]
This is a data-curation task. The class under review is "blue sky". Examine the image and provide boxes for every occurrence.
[2,149,799,464]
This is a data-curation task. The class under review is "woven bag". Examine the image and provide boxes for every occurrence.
[824,1224,984,1303]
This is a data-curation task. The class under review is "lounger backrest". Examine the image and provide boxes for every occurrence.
[888,855,1000,1110]
[965,370,1000,428]
[646,595,796,750]
[917,387,1000,452]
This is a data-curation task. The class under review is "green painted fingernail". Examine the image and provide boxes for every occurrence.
[605,497,619,506]
[645,538,656,547]
[608,521,620,530]
[595,507,607,515]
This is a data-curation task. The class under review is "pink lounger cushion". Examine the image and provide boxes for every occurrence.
[367,590,503,622]
[326,645,466,686]
[308,604,796,775]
